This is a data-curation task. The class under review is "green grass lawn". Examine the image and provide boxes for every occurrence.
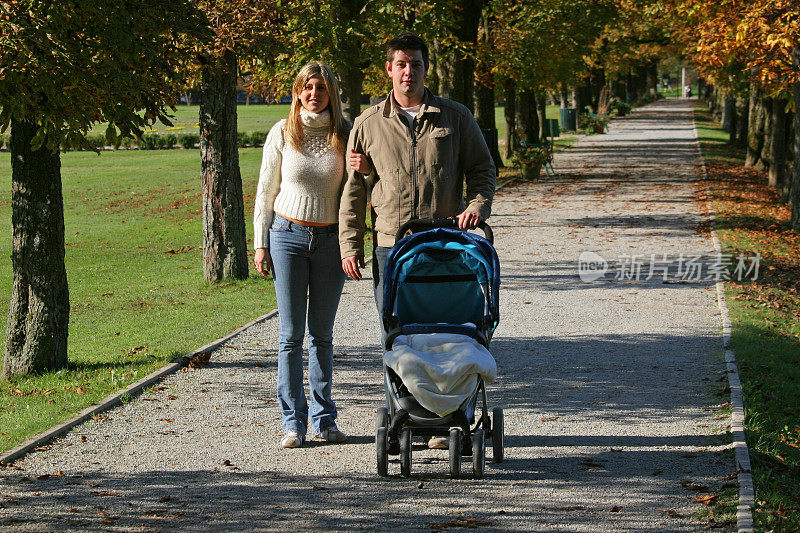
[695,104,800,530]
[90,104,291,136]
[0,147,278,453]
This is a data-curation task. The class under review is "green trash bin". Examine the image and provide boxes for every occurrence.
[559,108,577,131]
[545,118,560,138]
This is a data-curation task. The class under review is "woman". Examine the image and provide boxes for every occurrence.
[253,62,349,448]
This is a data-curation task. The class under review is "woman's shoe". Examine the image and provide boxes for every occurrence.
[281,431,303,448]
[313,426,347,443]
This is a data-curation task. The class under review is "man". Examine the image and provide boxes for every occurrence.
[339,32,496,320]
[339,33,495,450]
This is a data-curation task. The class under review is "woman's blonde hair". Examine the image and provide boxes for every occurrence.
[284,62,349,154]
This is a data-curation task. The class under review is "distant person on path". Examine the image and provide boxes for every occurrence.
[339,31,496,317]
[253,62,349,449]
[684,84,692,98]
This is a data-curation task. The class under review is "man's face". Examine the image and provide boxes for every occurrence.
[386,49,426,102]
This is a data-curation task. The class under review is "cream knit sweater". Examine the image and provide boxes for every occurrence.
[253,109,345,249]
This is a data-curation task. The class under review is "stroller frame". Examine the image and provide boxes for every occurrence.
[375,219,504,479]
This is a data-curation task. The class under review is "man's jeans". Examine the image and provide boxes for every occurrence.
[372,246,391,326]
[269,214,345,437]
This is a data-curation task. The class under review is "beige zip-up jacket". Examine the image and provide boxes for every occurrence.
[338,89,496,259]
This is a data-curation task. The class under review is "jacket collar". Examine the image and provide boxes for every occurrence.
[382,88,441,119]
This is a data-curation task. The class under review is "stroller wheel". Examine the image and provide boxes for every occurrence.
[472,428,485,479]
[376,427,388,477]
[399,428,412,477]
[376,407,389,432]
[492,407,504,464]
[448,428,461,479]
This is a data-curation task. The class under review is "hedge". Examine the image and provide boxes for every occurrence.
[0,131,269,151]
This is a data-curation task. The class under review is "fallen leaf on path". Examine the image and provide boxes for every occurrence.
[187,351,211,369]
[692,494,718,506]
[556,506,585,511]
[658,509,682,517]
[428,515,493,529]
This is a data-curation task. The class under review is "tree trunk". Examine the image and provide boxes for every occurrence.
[792,47,800,230]
[729,98,738,145]
[199,51,249,282]
[517,89,539,144]
[536,92,547,140]
[734,96,749,149]
[760,97,774,171]
[572,87,583,116]
[432,39,453,100]
[587,67,605,112]
[336,0,365,122]
[646,62,658,95]
[746,85,767,167]
[474,75,501,169]
[427,42,440,96]
[560,87,569,109]
[504,79,516,159]
[473,9,501,169]
[721,94,735,131]
[3,119,69,378]
[768,98,788,192]
[434,0,482,111]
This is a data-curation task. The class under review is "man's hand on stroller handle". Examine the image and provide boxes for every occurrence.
[456,210,482,230]
[342,255,365,280]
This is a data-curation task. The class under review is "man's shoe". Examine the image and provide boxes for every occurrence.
[281,431,303,448]
[314,426,347,443]
[428,436,448,449]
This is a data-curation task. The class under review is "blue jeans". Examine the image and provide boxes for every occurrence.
[269,214,345,437]
[372,246,391,319]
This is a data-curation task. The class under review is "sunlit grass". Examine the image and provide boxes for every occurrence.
[695,103,800,530]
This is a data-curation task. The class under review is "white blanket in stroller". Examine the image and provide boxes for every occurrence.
[383,333,497,417]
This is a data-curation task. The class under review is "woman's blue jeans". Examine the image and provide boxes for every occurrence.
[269,214,345,437]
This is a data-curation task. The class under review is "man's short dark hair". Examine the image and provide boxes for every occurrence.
[386,32,429,71]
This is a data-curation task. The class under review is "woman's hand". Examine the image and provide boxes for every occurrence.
[348,150,372,175]
[254,248,273,277]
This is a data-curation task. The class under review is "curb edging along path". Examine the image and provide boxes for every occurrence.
[692,111,755,533]
[0,310,278,467]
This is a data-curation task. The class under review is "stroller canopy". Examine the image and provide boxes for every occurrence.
[383,227,500,334]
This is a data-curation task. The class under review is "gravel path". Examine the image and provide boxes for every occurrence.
[0,99,734,531]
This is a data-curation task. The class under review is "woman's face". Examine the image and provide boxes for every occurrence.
[299,75,329,114]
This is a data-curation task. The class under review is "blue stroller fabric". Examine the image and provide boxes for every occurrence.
[383,228,500,336]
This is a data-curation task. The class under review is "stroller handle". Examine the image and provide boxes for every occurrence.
[395,218,493,244]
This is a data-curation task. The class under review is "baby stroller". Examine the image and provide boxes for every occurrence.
[376,218,503,479]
